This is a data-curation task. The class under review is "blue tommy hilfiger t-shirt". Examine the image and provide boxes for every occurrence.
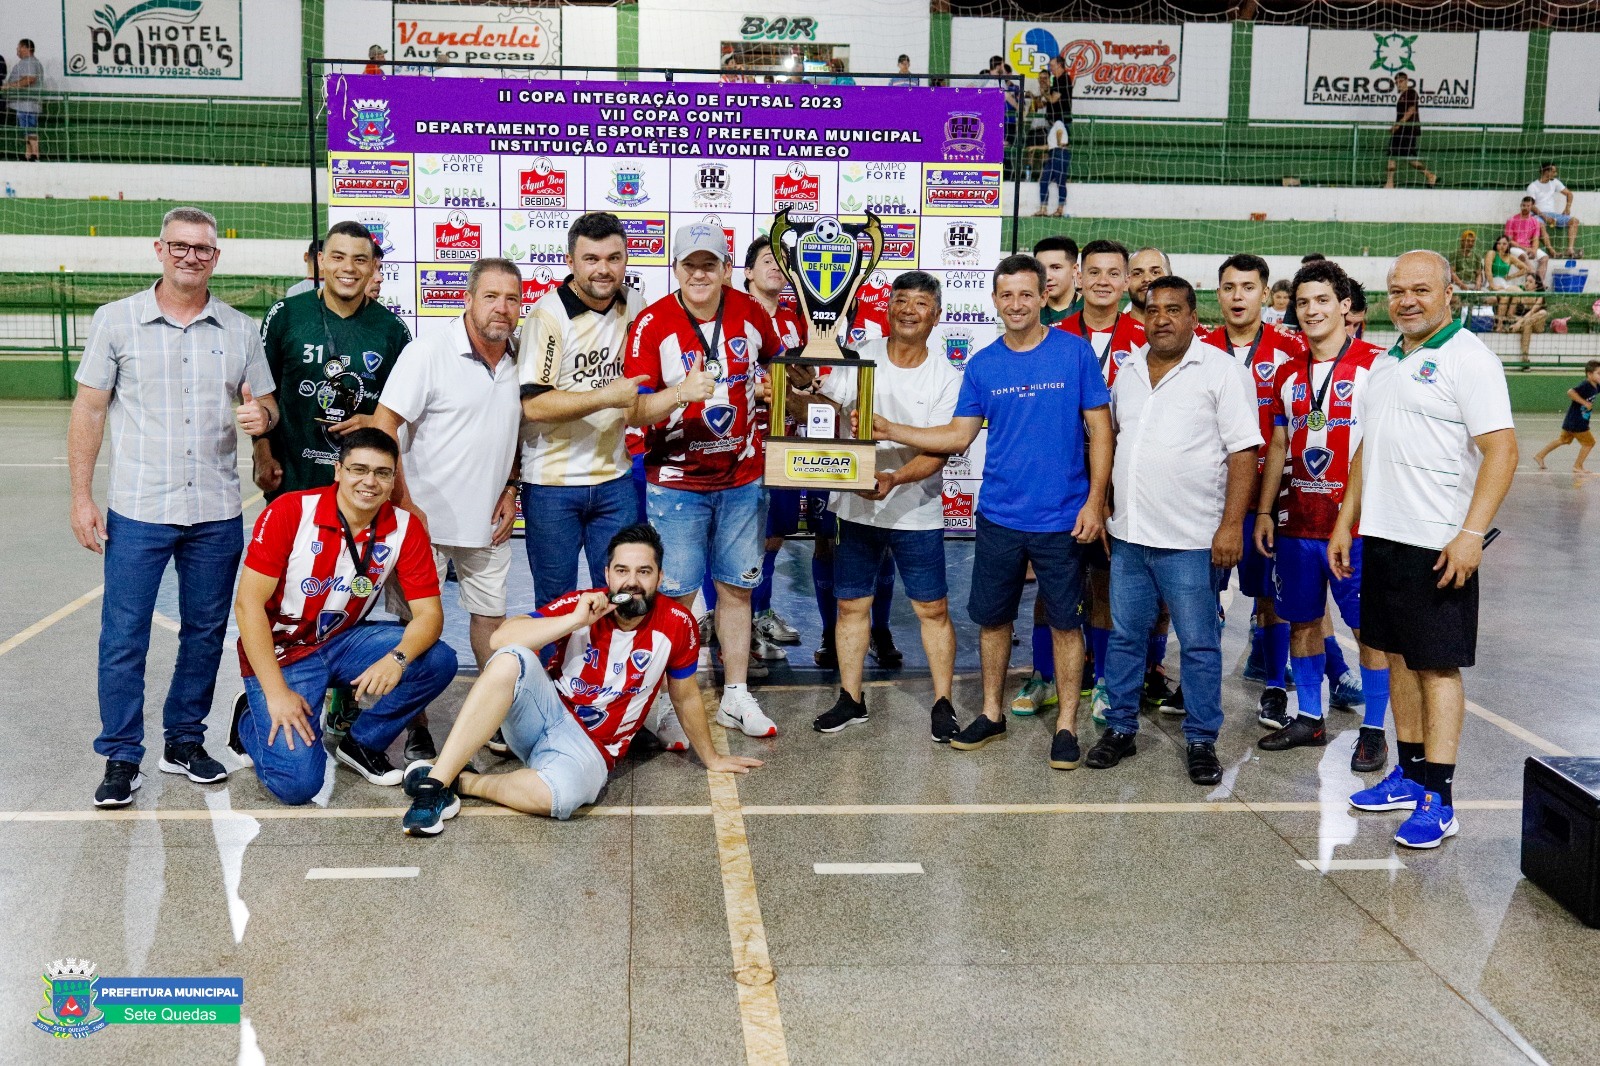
[955,327,1110,533]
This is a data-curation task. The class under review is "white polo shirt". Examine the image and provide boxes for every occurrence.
[1109,336,1263,550]
[1355,321,1514,551]
[379,316,521,548]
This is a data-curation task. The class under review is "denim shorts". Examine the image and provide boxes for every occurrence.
[493,646,610,820]
[1273,535,1361,628]
[646,479,767,596]
[835,519,947,602]
[969,512,1085,630]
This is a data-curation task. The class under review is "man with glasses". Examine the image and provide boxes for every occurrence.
[71,206,280,808]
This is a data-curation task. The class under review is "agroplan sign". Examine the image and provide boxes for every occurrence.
[1305,30,1478,109]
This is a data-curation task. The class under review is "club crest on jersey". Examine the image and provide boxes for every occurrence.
[1254,361,1276,381]
[849,327,867,345]
[309,540,323,555]
[1333,379,1355,403]
[1112,349,1131,367]
[371,543,392,565]
[629,649,653,671]
[727,337,748,362]
[317,610,346,640]
[574,703,607,728]
[362,350,383,374]
[1412,359,1439,383]
[703,403,736,437]
[1303,446,1334,481]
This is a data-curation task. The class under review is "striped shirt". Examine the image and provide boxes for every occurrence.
[75,284,275,525]
[238,485,439,675]
[516,281,644,487]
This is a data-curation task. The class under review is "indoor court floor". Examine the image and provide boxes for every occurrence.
[2,399,1597,1065]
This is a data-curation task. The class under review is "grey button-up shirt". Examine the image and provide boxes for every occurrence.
[75,284,275,525]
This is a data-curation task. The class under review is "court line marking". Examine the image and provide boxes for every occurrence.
[704,711,789,1066]
[0,492,264,661]
[305,866,418,880]
[1332,633,1572,757]
[1296,857,1405,872]
[0,799,1523,824]
[814,862,923,875]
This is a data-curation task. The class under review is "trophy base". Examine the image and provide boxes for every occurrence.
[763,436,877,491]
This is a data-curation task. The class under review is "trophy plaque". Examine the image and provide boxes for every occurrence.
[763,208,883,491]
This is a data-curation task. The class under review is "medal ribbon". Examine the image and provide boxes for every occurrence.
[1305,337,1354,428]
[336,509,379,597]
[1067,311,1122,374]
[675,291,725,377]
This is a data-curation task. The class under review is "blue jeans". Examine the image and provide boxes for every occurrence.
[1039,148,1070,206]
[239,622,457,805]
[521,475,640,604]
[95,511,243,764]
[1106,539,1225,743]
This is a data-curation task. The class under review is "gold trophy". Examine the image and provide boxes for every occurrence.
[763,208,883,491]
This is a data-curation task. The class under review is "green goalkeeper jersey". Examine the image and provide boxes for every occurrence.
[260,290,412,497]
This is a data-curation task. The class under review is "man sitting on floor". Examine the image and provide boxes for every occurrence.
[401,523,761,834]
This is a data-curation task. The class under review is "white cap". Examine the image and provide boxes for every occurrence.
[672,222,731,264]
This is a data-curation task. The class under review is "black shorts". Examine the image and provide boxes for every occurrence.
[1388,126,1420,159]
[1360,536,1478,670]
[969,512,1085,630]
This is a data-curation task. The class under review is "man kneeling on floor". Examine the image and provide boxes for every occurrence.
[401,523,761,835]
[232,428,458,803]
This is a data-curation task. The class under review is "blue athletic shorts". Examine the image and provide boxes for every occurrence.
[835,519,947,602]
[765,489,834,538]
[1273,535,1362,629]
[1237,513,1275,599]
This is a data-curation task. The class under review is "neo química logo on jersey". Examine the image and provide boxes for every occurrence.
[34,960,243,1039]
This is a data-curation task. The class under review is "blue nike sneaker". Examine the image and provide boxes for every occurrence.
[1394,792,1459,849]
[1348,766,1425,811]
[1330,670,1365,710]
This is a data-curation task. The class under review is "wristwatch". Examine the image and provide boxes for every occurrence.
[389,650,408,669]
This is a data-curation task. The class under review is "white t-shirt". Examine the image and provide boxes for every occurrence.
[820,338,963,531]
[1355,322,1514,550]
[1108,337,1264,550]
[1527,178,1568,216]
[379,316,522,548]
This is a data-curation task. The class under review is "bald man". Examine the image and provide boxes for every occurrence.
[1329,250,1516,849]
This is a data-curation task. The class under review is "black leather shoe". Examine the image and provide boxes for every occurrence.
[1186,742,1223,785]
[1351,726,1389,773]
[1085,729,1138,769]
[1258,714,1328,751]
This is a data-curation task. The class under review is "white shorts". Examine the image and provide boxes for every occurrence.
[433,541,513,617]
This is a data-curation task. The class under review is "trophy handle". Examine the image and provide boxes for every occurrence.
[768,208,813,330]
[835,211,885,357]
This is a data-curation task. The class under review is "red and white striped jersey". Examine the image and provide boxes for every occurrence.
[238,486,439,676]
[1199,323,1309,470]
[533,589,700,768]
[1269,337,1384,539]
[623,286,780,492]
[1056,310,1147,386]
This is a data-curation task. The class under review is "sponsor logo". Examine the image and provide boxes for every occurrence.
[1306,30,1476,108]
[316,609,347,640]
[572,701,607,728]
[945,269,988,291]
[331,157,410,200]
[941,220,979,265]
[785,449,858,481]
[66,0,241,81]
[739,15,817,41]
[943,328,973,367]
[434,211,482,262]
[693,162,732,208]
[773,163,821,212]
[621,216,667,259]
[517,159,567,208]
[1303,446,1334,480]
[942,481,975,519]
[925,167,1001,209]
[521,267,559,313]
[874,221,917,262]
[943,112,985,157]
[35,958,108,1038]
[357,213,395,256]
[623,270,644,293]
[297,380,317,397]
[349,98,396,150]
[419,267,471,311]
[607,164,648,206]
[1008,26,1180,100]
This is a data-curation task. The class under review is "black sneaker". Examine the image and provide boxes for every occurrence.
[1049,729,1082,770]
[1161,683,1186,716]
[869,627,903,669]
[159,741,229,784]
[403,777,460,836]
[813,689,869,733]
[1085,729,1138,769]
[1351,726,1389,773]
[930,697,959,744]
[324,684,361,738]
[813,630,838,670]
[948,714,1006,751]
[486,728,511,756]
[1258,714,1328,751]
[403,723,438,765]
[1256,687,1291,729]
[1142,668,1173,709]
[93,759,143,808]
[1186,741,1224,785]
[335,734,403,786]
[228,691,253,768]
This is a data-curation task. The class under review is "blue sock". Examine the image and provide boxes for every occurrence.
[1265,623,1290,688]
[752,549,777,614]
[1088,626,1110,683]
[702,574,718,611]
[1146,633,1168,671]
[1291,654,1325,718]
[1032,623,1055,682]
[871,556,894,630]
[1323,635,1350,680]
[1361,666,1390,730]
[811,552,835,632]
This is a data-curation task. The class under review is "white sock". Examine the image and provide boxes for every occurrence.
[723,683,747,696]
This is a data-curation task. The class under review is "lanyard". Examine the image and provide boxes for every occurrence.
[1305,337,1353,428]
[676,291,725,374]
[1069,311,1120,371]
[1230,325,1264,368]
[336,509,378,595]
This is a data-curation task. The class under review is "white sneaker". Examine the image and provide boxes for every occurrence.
[646,694,690,752]
[716,686,777,738]
[753,609,800,645]
[752,633,788,662]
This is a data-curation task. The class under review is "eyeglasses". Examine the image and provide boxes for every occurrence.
[341,464,395,481]
[163,241,218,262]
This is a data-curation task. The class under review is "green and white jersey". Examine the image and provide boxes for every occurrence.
[261,290,412,497]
